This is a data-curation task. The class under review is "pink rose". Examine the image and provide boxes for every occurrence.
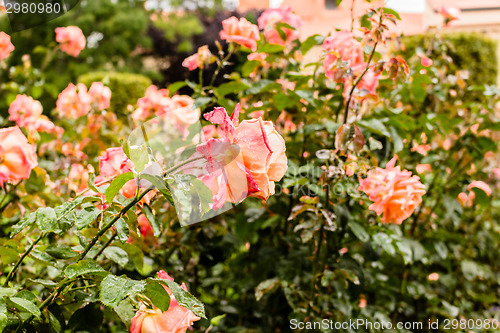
[9,95,62,136]
[130,271,200,333]
[56,83,92,119]
[0,31,14,60]
[0,126,38,186]
[182,53,199,71]
[257,6,302,45]
[170,95,200,127]
[182,45,214,71]
[89,82,112,111]
[9,95,43,127]
[133,86,171,121]
[193,105,287,209]
[55,26,86,57]
[323,30,365,82]
[359,156,426,224]
[220,16,260,51]
[97,147,135,178]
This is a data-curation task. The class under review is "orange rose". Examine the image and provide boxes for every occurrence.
[359,156,426,224]
[0,127,38,186]
[219,16,260,51]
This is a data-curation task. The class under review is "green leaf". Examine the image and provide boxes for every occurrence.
[64,260,107,279]
[215,82,250,97]
[140,204,161,237]
[128,145,149,172]
[10,212,36,236]
[150,278,206,319]
[0,300,7,332]
[258,43,285,53]
[100,275,146,308]
[255,278,281,301]
[193,97,212,109]
[75,205,102,230]
[36,207,58,233]
[105,172,136,203]
[103,246,129,267]
[143,282,171,312]
[45,245,78,259]
[357,118,391,137]
[0,287,18,298]
[168,81,188,95]
[242,60,260,77]
[87,172,101,193]
[349,221,369,242]
[9,297,41,320]
[140,174,174,205]
[382,7,401,20]
[301,34,325,54]
[191,178,214,215]
[115,218,130,243]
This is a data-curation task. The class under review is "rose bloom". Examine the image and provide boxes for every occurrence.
[191,104,287,209]
[8,95,62,136]
[56,83,92,119]
[257,6,302,45]
[220,16,260,51]
[0,31,14,60]
[98,147,135,178]
[133,86,171,121]
[182,53,199,71]
[55,26,86,57]
[130,271,200,333]
[89,82,111,111]
[169,95,200,128]
[9,95,43,127]
[182,45,213,71]
[322,30,365,82]
[0,126,38,186]
[358,156,426,224]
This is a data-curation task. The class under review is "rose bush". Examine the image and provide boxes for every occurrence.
[0,1,499,332]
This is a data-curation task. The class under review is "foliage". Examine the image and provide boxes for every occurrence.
[401,32,498,87]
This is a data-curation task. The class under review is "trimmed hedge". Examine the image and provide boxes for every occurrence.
[401,33,498,87]
[79,72,152,115]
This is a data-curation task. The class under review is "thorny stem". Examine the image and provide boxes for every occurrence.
[343,38,379,125]
[3,233,45,286]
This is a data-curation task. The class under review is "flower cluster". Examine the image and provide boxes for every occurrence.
[359,156,426,224]
[56,81,111,119]
[9,95,62,136]
[322,30,379,96]
[132,86,200,134]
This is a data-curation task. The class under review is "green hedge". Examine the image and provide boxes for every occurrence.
[78,72,152,115]
[401,33,498,87]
